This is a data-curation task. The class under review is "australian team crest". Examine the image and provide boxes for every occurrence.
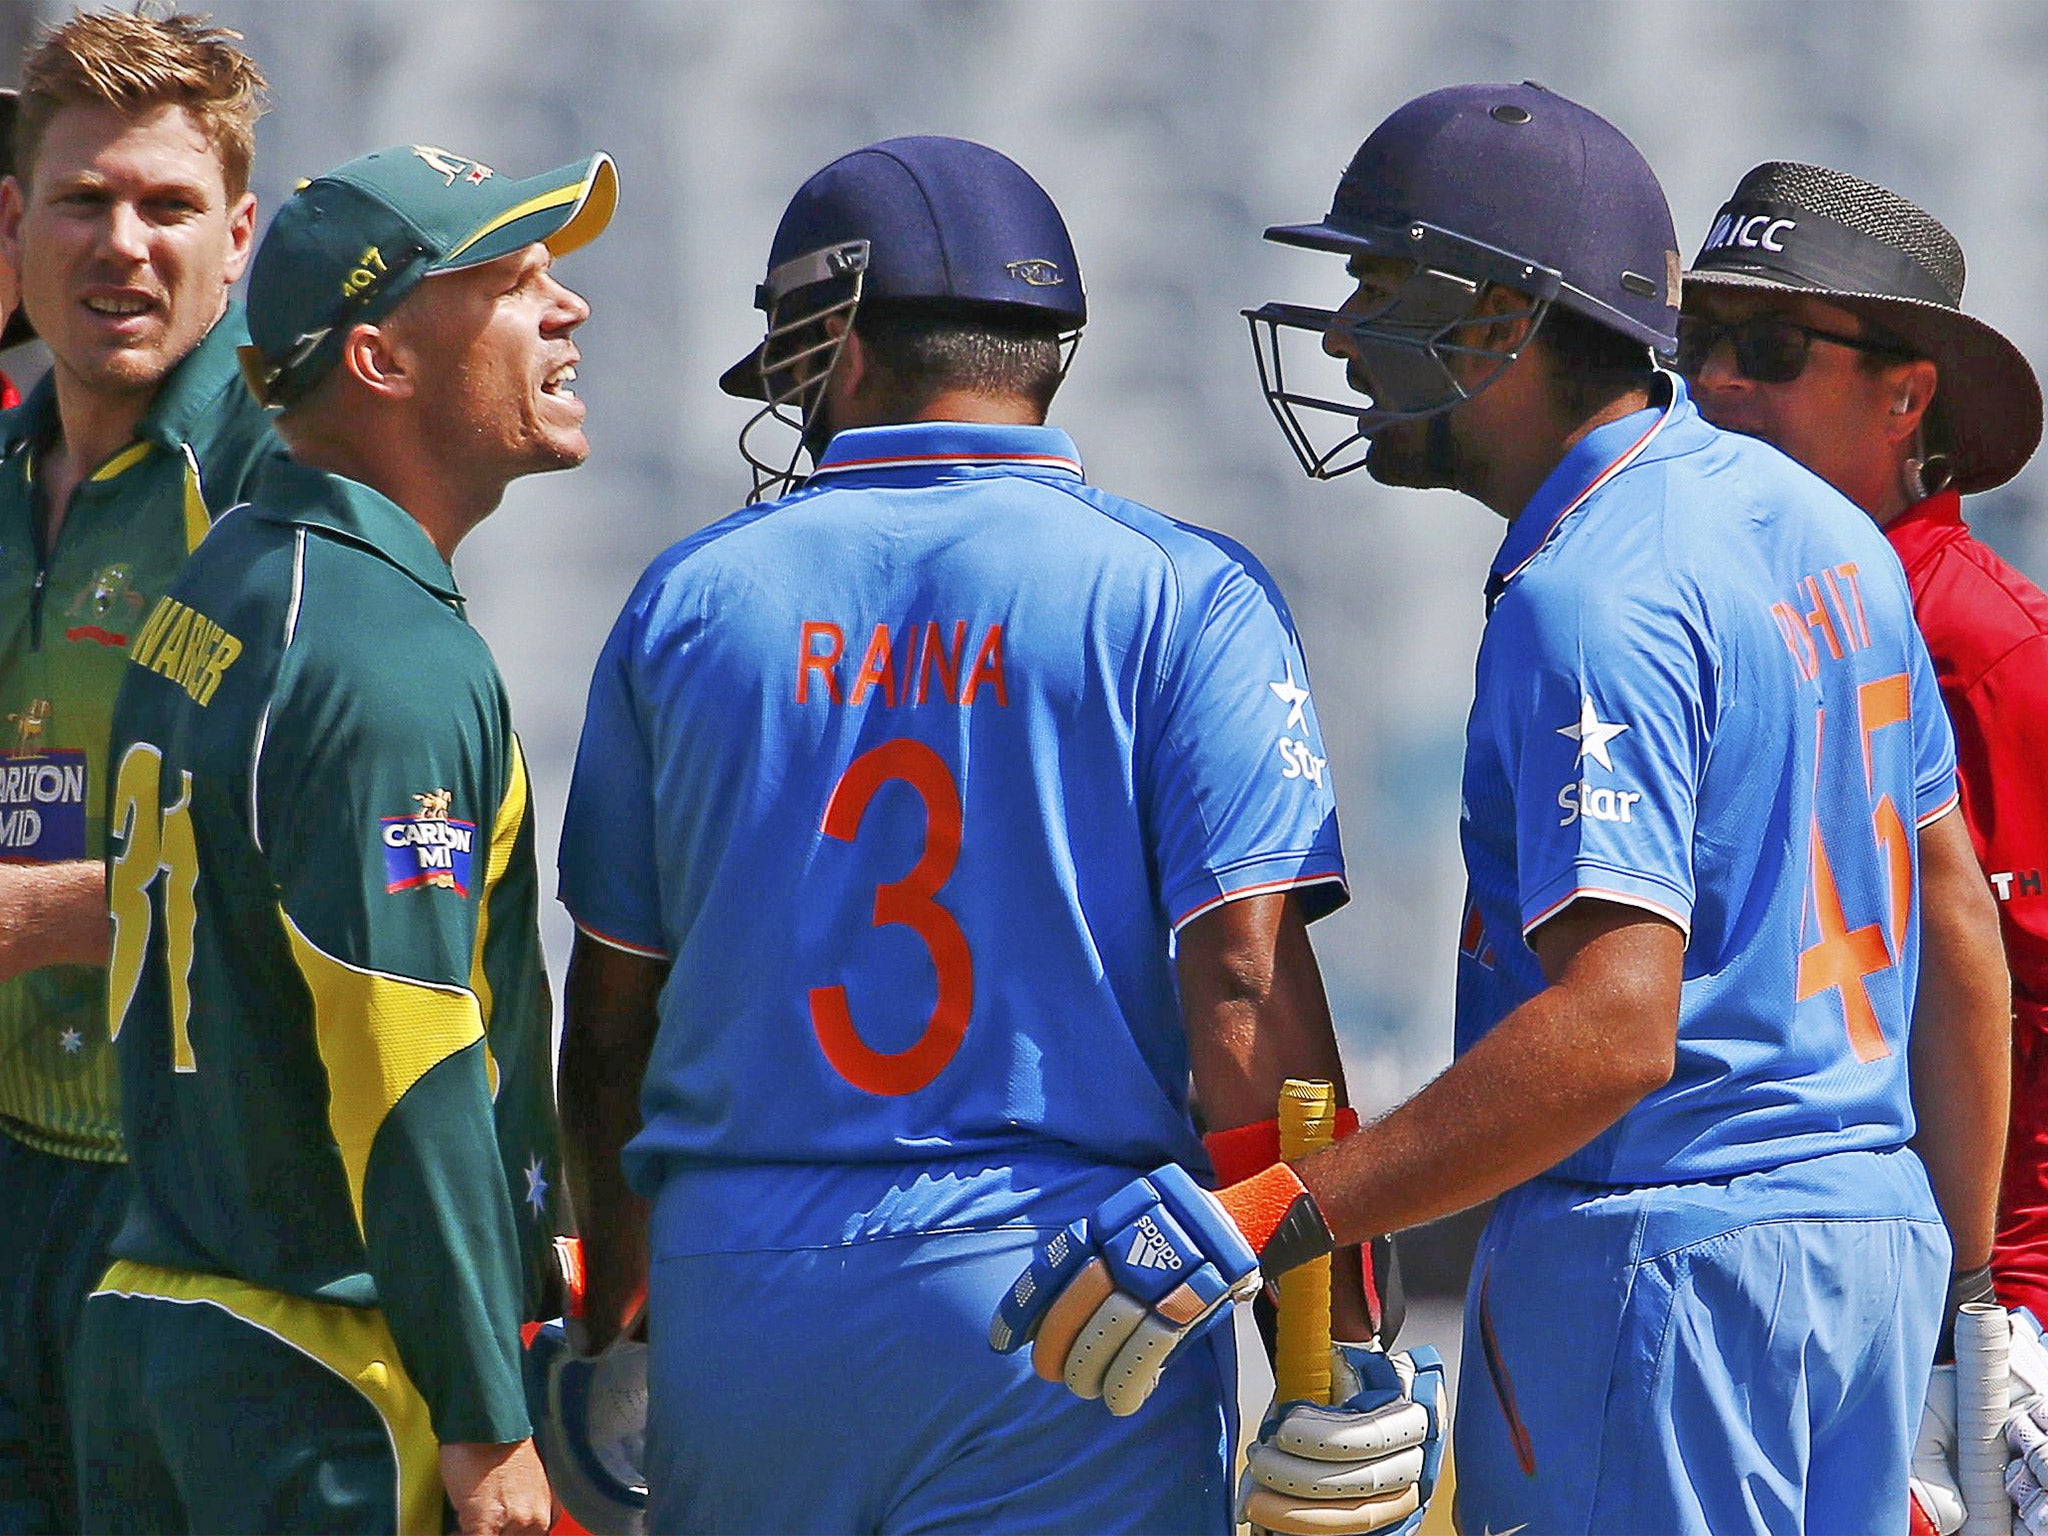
[381,787,475,894]
[65,563,145,647]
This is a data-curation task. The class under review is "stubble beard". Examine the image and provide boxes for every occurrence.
[1363,414,1458,492]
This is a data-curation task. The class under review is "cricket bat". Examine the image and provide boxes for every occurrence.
[1959,1301,2013,1536]
[1275,1078,1336,1405]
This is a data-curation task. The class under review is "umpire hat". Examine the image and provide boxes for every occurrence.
[242,142,617,407]
[1686,162,2041,494]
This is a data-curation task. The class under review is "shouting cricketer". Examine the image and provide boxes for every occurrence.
[1680,161,2044,1536]
[999,83,2010,1536]
[0,13,275,1530]
[557,135,1375,1534]
[69,143,616,1536]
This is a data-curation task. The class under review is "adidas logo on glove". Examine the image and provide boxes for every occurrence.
[1126,1214,1184,1272]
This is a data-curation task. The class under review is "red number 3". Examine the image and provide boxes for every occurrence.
[809,739,974,1094]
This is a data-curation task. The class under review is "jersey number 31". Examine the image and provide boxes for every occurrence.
[106,742,200,1072]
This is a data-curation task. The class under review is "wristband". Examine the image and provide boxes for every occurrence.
[1215,1161,1336,1281]
[1204,1107,1360,1188]
[1936,1262,1996,1365]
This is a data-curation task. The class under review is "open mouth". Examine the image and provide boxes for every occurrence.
[540,363,577,398]
[83,294,155,318]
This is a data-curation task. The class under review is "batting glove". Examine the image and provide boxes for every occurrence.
[2004,1307,2048,1535]
[989,1162,1335,1417]
[1910,1363,1965,1536]
[1240,1341,1447,1536]
[522,1317,649,1536]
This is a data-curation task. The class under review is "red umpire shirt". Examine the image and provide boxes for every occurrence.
[1888,488,2048,1315]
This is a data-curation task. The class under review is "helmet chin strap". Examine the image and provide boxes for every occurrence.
[1424,411,1459,487]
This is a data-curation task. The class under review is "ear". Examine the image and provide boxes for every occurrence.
[827,312,867,393]
[337,320,415,403]
[816,312,874,422]
[220,189,258,286]
[1882,357,1940,447]
[0,176,25,273]
[1477,283,1542,356]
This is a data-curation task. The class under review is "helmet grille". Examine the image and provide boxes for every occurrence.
[1729,162,1964,302]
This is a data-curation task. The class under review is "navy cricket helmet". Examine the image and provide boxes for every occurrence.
[1245,82,1681,479]
[724,135,1086,502]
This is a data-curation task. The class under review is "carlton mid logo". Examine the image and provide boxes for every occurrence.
[1005,259,1065,288]
[0,746,86,861]
[380,788,475,894]
[1702,210,1797,254]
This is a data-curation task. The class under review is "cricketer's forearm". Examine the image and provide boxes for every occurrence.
[560,931,665,1350]
[1911,806,2011,1272]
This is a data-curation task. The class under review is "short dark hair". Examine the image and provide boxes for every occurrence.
[852,299,1069,415]
[1535,303,1656,417]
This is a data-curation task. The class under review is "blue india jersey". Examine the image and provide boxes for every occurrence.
[560,421,1345,1208]
[1456,377,1957,1184]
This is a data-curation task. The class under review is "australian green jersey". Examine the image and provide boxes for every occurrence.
[0,307,276,1161]
[105,454,560,1444]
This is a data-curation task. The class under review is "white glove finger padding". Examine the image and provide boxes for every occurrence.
[2012,1457,2048,1536]
[1270,1398,1431,1462]
[1062,1288,1148,1401]
[1241,1481,1422,1536]
[1248,1440,1425,1499]
[2010,1308,2048,1406]
[1032,1256,1113,1385]
[2012,1402,2048,1487]
[1101,1311,1186,1418]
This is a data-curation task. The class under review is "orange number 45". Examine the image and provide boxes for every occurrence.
[1795,673,1912,1063]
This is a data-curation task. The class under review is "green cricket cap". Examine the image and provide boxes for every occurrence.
[243,142,618,406]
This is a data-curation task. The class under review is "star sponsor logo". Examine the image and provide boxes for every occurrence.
[1278,738,1326,788]
[1269,665,1310,731]
[1559,780,1642,829]
[524,1154,550,1216]
[60,1027,82,1055]
[1269,663,1327,787]
[1556,694,1628,770]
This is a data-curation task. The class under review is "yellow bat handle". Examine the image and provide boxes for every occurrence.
[1274,1078,1336,1405]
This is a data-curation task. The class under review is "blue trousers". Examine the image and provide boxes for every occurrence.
[1453,1147,1949,1536]
[645,1167,1237,1535]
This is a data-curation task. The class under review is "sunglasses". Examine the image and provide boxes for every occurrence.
[1675,315,1912,384]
